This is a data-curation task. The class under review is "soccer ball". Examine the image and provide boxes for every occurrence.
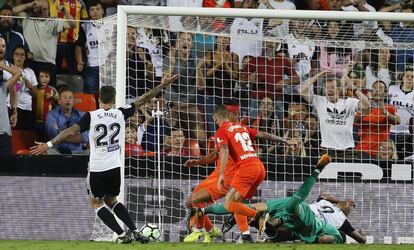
[140,223,161,241]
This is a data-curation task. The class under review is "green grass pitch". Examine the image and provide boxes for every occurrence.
[1,241,414,250]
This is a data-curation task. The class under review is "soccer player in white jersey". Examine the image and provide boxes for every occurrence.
[31,74,178,244]
[309,194,366,244]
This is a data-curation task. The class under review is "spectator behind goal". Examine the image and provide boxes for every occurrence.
[0,4,31,62]
[51,0,89,74]
[6,45,38,130]
[125,123,143,157]
[45,88,88,154]
[13,0,75,85]
[34,69,58,140]
[0,63,23,155]
[355,80,400,157]
[389,66,414,159]
[75,0,105,94]
[299,71,370,159]
[164,127,193,157]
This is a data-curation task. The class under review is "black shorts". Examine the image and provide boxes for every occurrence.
[87,167,121,200]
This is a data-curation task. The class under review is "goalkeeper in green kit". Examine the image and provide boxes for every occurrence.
[196,154,344,244]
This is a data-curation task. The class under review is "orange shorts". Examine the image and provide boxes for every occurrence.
[192,177,229,203]
[230,162,266,200]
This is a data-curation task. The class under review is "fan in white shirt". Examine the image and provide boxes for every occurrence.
[286,20,316,81]
[388,68,414,158]
[4,46,38,130]
[299,71,370,150]
[230,0,263,68]
[341,0,378,37]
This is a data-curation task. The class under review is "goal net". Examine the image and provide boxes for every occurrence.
[94,7,414,243]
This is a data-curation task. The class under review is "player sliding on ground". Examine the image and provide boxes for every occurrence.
[308,194,366,243]
[184,103,291,243]
[222,192,366,244]
[199,154,345,244]
[31,74,178,244]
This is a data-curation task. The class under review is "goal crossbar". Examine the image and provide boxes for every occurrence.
[118,6,414,21]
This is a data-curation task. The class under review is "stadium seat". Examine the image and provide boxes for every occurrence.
[11,130,38,154]
[16,149,31,155]
[56,74,84,93]
[73,93,97,112]
[185,139,201,157]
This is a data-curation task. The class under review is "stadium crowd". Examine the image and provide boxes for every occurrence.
[0,0,413,162]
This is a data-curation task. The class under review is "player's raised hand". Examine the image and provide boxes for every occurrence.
[160,74,178,87]
[30,141,48,155]
[346,198,356,208]
[285,139,298,146]
[184,159,198,168]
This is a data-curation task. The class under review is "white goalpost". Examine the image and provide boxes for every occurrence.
[93,6,414,243]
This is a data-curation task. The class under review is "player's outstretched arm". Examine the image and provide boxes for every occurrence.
[184,150,219,167]
[133,74,178,109]
[348,229,367,244]
[256,131,287,144]
[30,124,81,155]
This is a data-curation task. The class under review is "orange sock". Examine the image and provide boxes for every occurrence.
[227,202,257,218]
[204,215,213,232]
[192,202,206,230]
[195,214,204,229]
[234,214,249,233]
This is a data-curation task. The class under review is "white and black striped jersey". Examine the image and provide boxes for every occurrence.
[78,103,135,172]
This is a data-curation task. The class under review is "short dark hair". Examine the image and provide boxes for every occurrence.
[213,104,229,119]
[372,80,387,90]
[38,69,51,76]
[57,85,70,95]
[0,4,13,13]
[87,0,103,12]
[99,86,116,104]
[58,88,73,100]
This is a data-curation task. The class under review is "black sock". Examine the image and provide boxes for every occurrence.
[113,202,137,232]
[96,206,124,235]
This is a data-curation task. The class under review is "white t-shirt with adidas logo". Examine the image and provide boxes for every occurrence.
[313,95,359,150]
